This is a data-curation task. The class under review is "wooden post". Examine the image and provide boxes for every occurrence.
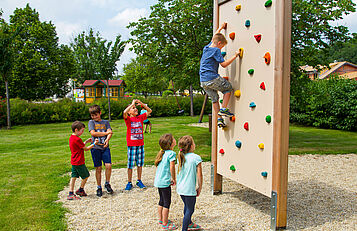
[272,0,292,228]
[198,94,208,123]
[211,0,223,195]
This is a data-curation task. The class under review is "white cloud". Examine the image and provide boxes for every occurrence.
[89,0,115,8]
[55,21,84,44]
[108,8,148,27]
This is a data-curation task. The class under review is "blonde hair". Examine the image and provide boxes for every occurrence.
[177,135,194,173]
[155,134,174,167]
[212,33,227,45]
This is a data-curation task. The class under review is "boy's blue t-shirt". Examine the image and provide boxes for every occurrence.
[176,153,202,196]
[88,120,111,150]
[199,42,225,82]
[140,109,149,123]
[154,150,176,188]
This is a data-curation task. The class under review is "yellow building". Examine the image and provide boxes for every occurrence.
[82,80,126,104]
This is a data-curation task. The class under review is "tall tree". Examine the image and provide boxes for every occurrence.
[7,4,73,100]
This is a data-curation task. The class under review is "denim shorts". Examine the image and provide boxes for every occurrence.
[127,145,145,169]
[91,148,112,167]
[201,76,233,103]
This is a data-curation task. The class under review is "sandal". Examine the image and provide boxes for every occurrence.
[159,220,173,224]
[188,222,201,230]
[161,222,177,230]
[67,194,81,200]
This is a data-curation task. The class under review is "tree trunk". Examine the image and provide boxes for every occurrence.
[5,80,11,129]
[190,85,194,116]
[107,81,111,121]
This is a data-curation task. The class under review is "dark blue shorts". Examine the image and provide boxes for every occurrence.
[91,148,111,167]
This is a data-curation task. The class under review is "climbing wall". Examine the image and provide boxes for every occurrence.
[216,0,278,197]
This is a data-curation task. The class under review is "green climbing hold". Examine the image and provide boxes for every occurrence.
[219,99,223,104]
[230,165,236,171]
[266,115,272,123]
[248,69,254,75]
[265,0,272,7]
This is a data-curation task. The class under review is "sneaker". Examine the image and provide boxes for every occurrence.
[217,118,226,128]
[136,180,146,189]
[67,194,81,200]
[96,188,103,197]
[105,183,114,194]
[125,182,133,191]
[218,108,234,117]
[161,222,177,230]
[188,222,201,230]
[75,189,88,197]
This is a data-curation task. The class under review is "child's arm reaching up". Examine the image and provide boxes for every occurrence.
[123,99,137,119]
[196,163,203,196]
[137,100,152,116]
[214,22,227,35]
[220,50,239,68]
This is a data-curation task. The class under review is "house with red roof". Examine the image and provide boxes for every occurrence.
[81,79,126,104]
[300,61,357,80]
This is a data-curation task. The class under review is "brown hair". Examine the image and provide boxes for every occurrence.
[212,33,227,45]
[71,121,85,132]
[89,104,101,115]
[177,135,194,173]
[155,134,174,167]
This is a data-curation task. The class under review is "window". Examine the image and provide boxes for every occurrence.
[86,88,95,97]
[110,88,118,97]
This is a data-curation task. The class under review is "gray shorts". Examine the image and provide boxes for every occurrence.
[201,76,233,103]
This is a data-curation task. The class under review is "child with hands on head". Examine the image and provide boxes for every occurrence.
[154,134,178,230]
[176,135,203,231]
[68,121,99,200]
[123,99,152,190]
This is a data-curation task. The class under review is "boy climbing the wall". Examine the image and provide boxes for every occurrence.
[200,22,240,128]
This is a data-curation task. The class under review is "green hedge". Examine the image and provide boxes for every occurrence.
[290,77,357,131]
[0,95,212,126]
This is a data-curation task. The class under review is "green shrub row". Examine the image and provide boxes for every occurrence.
[290,77,357,131]
[0,95,212,126]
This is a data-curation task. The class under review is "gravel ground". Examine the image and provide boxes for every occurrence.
[58,154,357,230]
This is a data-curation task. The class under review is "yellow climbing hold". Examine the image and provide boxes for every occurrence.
[234,90,241,97]
[235,5,241,11]
[258,143,265,149]
[238,48,244,58]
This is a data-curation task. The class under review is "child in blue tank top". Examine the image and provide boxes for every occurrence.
[177,135,203,231]
[154,134,177,230]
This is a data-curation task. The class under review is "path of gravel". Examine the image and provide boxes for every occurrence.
[58,154,357,230]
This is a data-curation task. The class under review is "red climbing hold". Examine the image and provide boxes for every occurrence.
[254,34,262,43]
[223,76,229,80]
[264,52,271,65]
[244,122,249,130]
[260,82,266,90]
[219,149,225,154]
[229,32,235,40]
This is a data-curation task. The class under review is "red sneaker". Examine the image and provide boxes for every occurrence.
[75,189,88,197]
[67,194,81,200]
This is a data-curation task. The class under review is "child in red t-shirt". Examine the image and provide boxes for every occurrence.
[68,121,98,200]
[123,99,152,190]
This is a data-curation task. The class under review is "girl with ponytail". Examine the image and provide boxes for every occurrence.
[176,135,203,231]
[154,134,177,230]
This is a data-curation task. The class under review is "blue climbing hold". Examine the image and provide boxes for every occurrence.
[221,51,226,57]
[249,102,256,108]
[235,140,242,148]
[245,20,250,27]
[261,171,268,177]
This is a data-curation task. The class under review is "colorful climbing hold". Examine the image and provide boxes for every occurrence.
[261,171,268,177]
[245,20,250,27]
[258,143,265,149]
[223,22,227,29]
[238,48,244,58]
[260,82,266,90]
[265,0,272,7]
[264,52,271,65]
[248,69,254,75]
[221,51,226,57]
[230,165,236,171]
[249,102,256,108]
[235,5,241,11]
[266,115,272,123]
[254,34,262,43]
[244,122,249,131]
[235,140,242,148]
[230,115,236,122]
[219,99,223,104]
[223,76,229,80]
[234,90,241,98]
[229,32,235,40]
[219,149,225,154]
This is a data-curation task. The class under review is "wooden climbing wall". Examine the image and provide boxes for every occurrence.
[214,0,291,199]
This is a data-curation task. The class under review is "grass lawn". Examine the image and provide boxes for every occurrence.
[0,116,356,230]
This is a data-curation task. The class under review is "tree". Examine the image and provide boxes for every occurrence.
[322,33,357,64]
[128,0,213,115]
[7,4,74,100]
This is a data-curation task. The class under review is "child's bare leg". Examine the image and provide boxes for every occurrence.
[162,208,169,226]
[105,163,112,182]
[149,123,152,133]
[80,177,88,188]
[158,205,163,223]
[95,166,102,186]
[222,91,232,109]
[212,102,222,119]
[144,124,148,133]
[137,166,142,180]
[127,168,133,182]
[69,177,77,192]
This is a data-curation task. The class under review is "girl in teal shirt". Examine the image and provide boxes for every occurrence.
[154,134,177,230]
[177,135,203,231]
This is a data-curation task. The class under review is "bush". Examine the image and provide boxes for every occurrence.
[0,95,212,127]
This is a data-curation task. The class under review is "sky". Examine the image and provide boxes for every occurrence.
[1,0,357,74]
